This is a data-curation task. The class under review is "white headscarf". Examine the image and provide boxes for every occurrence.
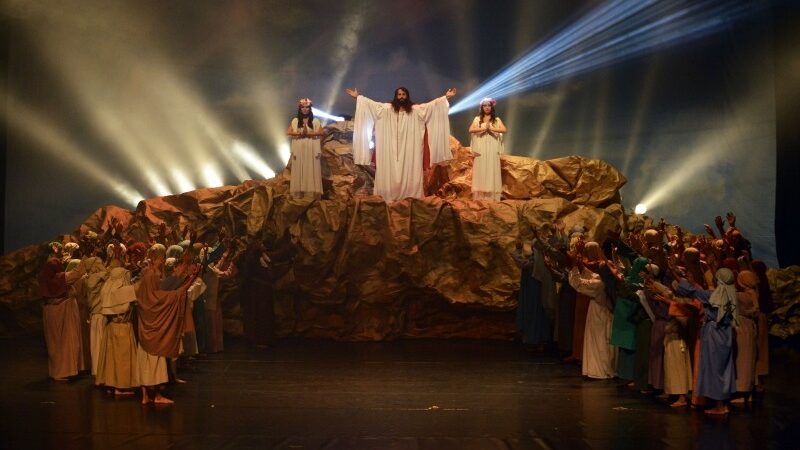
[709,268,737,325]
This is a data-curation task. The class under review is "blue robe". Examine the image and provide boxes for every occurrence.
[513,252,551,345]
[677,280,736,401]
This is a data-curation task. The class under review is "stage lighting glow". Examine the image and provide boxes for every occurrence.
[369,140,375,150]
[232,141,275,179]
[312,107,345,122]
[171,169,195,193]
[202,164,224,188]
[145,170,172,197]
[635,203,648,215]
[279,143,291,165]
[3,98,143,207]
[322,11,364,110]
[450,0,762,114]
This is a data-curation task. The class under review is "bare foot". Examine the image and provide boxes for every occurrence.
[705,406,729,415]
[52,377,69,382]
[153,394,174,404]
[114,389,134,397]
[141,387,151,405]
[174,378,188,385]
[670,399,688,408]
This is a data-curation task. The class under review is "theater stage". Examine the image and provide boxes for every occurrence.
[0,337,797,450]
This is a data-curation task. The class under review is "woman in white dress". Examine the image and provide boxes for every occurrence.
[287,98,324,199]
[468,97,506,201]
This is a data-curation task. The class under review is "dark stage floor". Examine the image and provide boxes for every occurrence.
[1,337,798,450]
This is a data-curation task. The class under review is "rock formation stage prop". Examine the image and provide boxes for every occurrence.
[10,122,790,340]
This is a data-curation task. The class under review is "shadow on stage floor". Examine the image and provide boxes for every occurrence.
[1,337,798,450]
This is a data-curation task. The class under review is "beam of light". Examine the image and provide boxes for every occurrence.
[450,0,762,114]
[3,97,143,207]
[621,57,661,175]
[22,2,252,197]
[171,169,195,193]
[530,79,570,159]
[322,10,364,111]
[145,170,172,197]
[500,1,539,153]
[202,163,224,188]
[312,107,345,122]
[232,141,275,179]
[590,71,610,158]
[278,143,291,166]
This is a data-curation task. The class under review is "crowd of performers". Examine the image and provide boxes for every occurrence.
[34,92,770,414]
[514,212,771,415]
[36,220,293,404]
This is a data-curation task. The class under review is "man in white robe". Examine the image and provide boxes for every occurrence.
[346,86,456,201]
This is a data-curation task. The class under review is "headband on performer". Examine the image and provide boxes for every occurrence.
[298,98,313,108]
[480,97,496,107]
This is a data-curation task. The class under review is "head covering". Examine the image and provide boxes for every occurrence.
[298,98,313,107]
[148,243,166,260]
[625,256,650,285]
[479,97,496,106]
[709,268,738,324]
[106,243,127,260]
[48,241,63,254]
[737,270,758,291]
[583,241,604,262]
[643,229,660,244]
[683,247,701,264]
[166,244,184,259]
[645,263,660,277]
[63,242,80,254]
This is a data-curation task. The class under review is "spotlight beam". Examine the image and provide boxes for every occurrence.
[312,107,345,122]
[450,0,762,113]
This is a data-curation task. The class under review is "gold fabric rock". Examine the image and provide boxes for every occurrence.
[3,123,741,340]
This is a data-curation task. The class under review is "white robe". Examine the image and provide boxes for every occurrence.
[352,95,451,201]
[289,117,323,197]
[568,267,617,379]
[470,116,504,200]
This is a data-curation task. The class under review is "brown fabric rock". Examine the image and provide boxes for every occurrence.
[0,123,695,341]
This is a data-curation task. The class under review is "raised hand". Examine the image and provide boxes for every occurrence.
[345,88,359,98]
[444,88,457,99]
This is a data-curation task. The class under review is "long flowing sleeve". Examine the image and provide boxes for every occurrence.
[568,267,606,299]
[352,95,382,164]
[419,96,451,164]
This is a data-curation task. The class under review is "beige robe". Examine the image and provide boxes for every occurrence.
[735,290,758,392]
[663,317,692,395]
[569,267,617,379]
[95,267,139,389]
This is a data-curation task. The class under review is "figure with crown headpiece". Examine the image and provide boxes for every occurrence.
[468,97,507,201]
[286,98,324,199]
